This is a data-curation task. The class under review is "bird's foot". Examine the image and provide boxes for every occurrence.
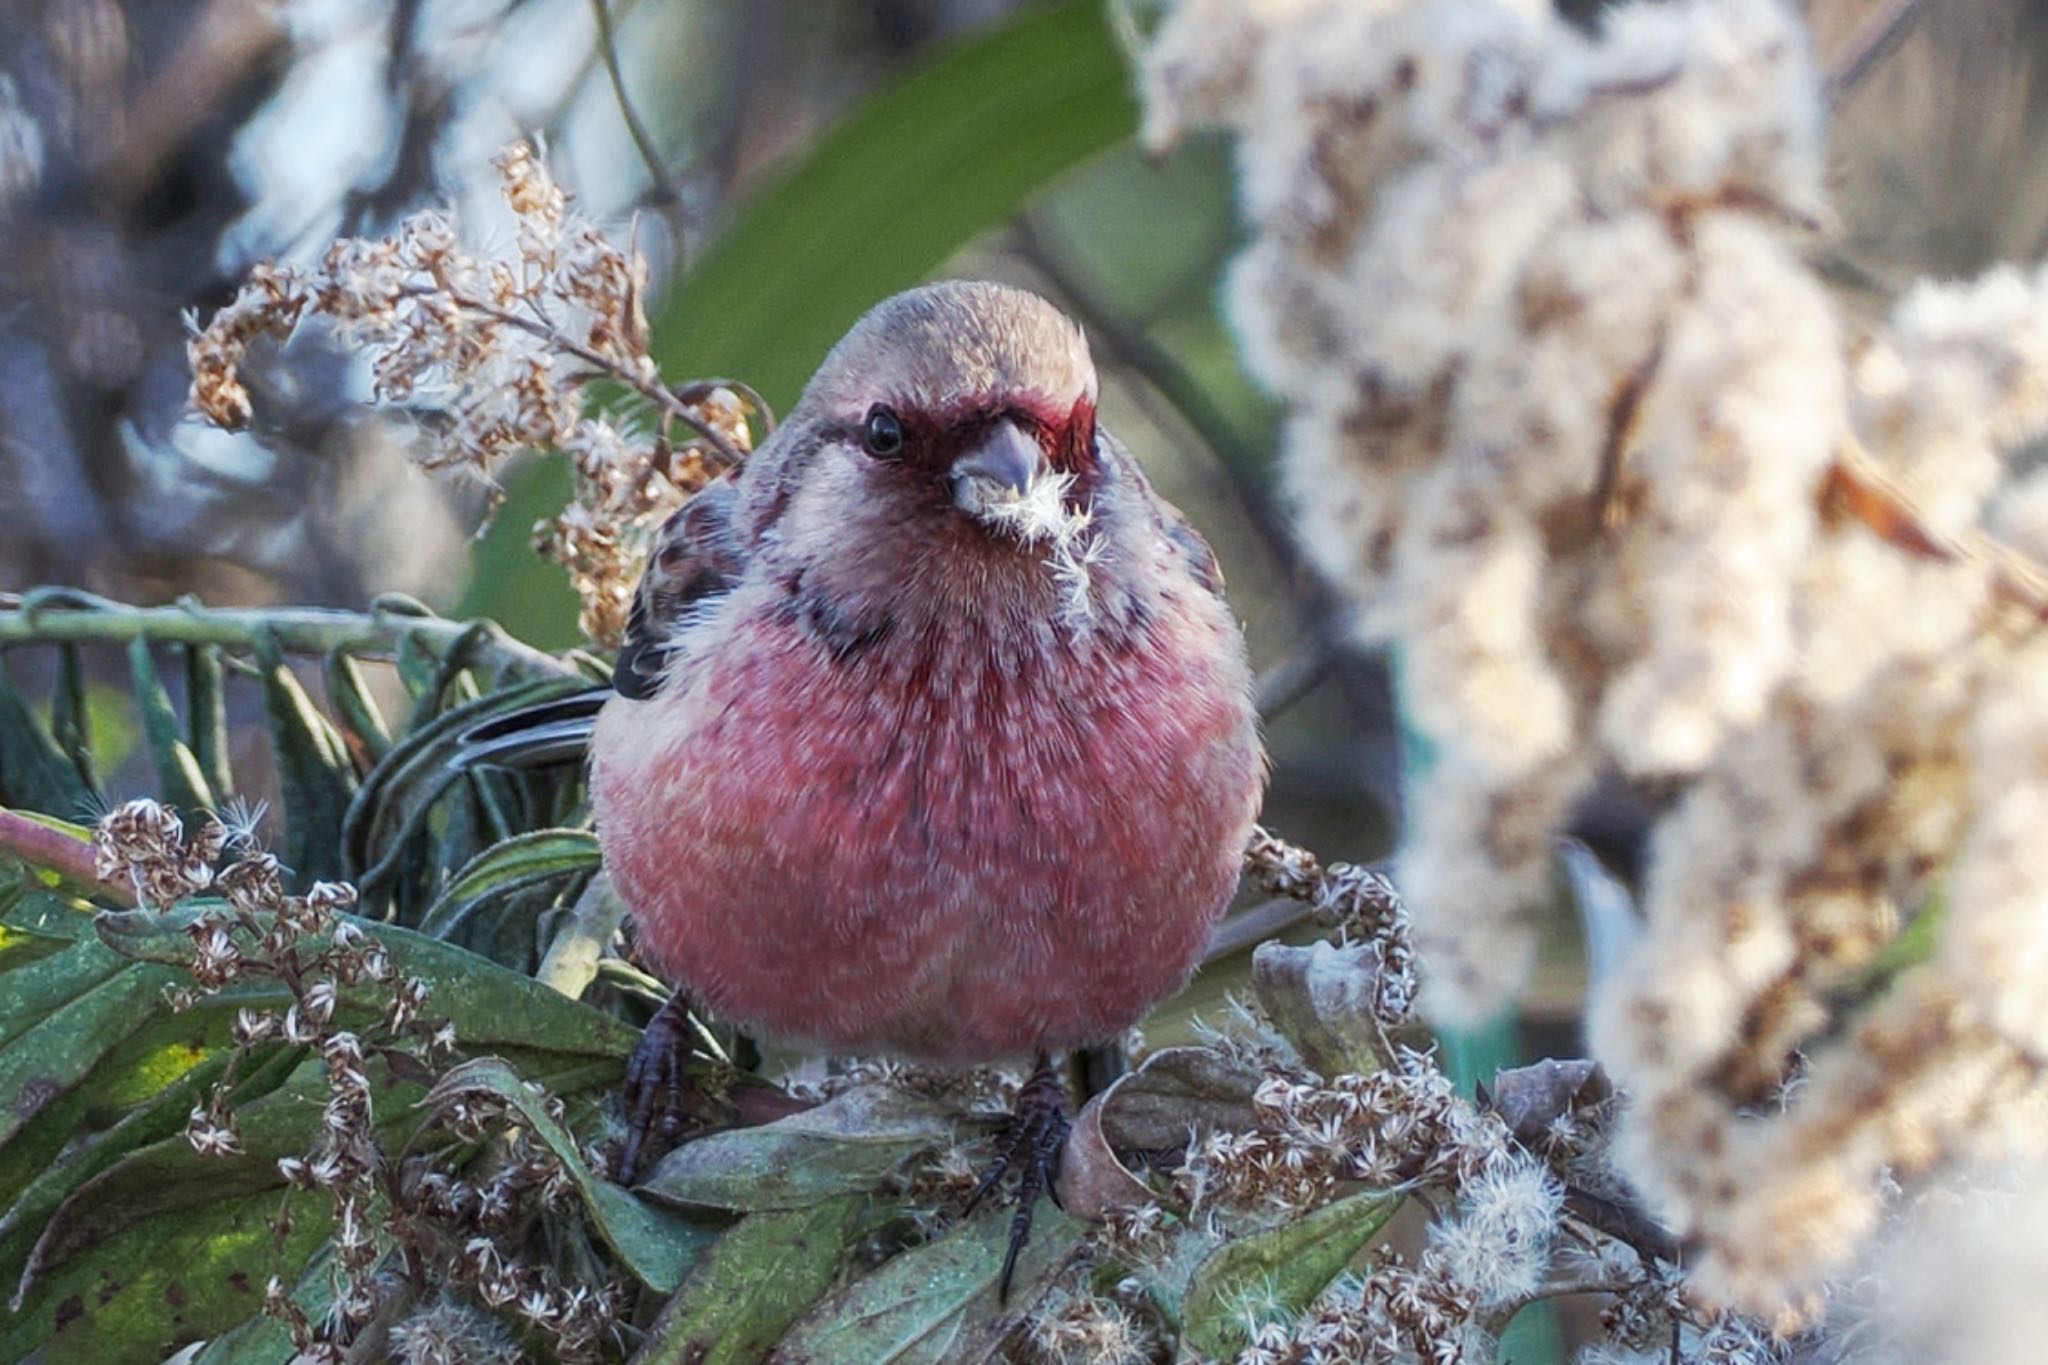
[965,1054,1070,1304]
[616,993,698,1184]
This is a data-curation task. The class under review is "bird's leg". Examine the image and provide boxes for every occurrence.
[965,1052,1071,1304]
[617,991,698,1184]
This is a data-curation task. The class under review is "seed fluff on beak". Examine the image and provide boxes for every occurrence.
[950,417,1105,627]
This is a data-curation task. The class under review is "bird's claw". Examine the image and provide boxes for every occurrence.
[617,994,696,1184]
[966,1055,1070,1305]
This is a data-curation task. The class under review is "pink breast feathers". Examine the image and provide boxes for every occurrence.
[590,598,1261,1066]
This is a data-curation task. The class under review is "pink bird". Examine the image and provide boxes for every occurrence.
[468,281,1264,1287]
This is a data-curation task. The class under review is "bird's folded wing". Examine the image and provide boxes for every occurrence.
[457,477,749,769]
[613,475,748,699]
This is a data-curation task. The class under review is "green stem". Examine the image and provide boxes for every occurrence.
[0,590,578,682]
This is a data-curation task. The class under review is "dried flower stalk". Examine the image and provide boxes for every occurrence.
[1143,0,2048,1319]
[187,143,753,647]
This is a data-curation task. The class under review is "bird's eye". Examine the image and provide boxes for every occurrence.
[862,405,905,459]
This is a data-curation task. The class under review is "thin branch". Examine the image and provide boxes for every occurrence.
[0,590,577,681]
[588,0,684,213]
[1822,0,1934,104]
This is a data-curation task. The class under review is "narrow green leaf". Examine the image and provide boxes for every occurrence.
[17,1058,409,1299]
[50,645,97,796]
[340,675,591,898]
[190,1247,337,1364]
[1180,1190,1401,1359]
[250,632,357,886]
[323,649,393,769]
[127,636,215,816]
[641,1083,956,1213]
[0,655,94,819]
[638,1196,864,1365]
[774,1206,1083,1364]
[425,1057,716,1292]
[0,934,129,1052]
[184,644,235,803]
[419,829,599,941]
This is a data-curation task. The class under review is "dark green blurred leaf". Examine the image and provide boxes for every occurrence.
[462,0,1138,645]
[250,634,357,886]
[127,637,215,817]
[50,645,96,796]
[322,651,392,771]
[0,656,94,820]
[185,644,235,803]
[774,1205,1083,1364]
[638,1195,864,1365]
[341,675,590,902]
[641,1083,955,1213]
[425,1057,714,1292]
[1180,1190,1400,1359]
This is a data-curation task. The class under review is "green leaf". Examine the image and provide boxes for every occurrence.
[0,1035,301,1296]
[0,1186,329,1363]
[655,0,1135,407]
[0,654,94,819]
[774,1206,1084,1364]
[127,636,216,817]
[323,649,393,769]
[250,634,357,886]
[418,829,599,941]
[50,644,97,796]
[94,905,639,1063]
[184,644,235,804]
[640,1083,957,1213]
[424,1057,716,1292]
[1180,1190,1401,1359]
[0,948,177,1154]
[637,1196,864,1365]
[460,0,1139,645]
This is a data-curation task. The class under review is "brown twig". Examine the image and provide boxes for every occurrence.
[588,0,686,215]
[1823,435,2048,619]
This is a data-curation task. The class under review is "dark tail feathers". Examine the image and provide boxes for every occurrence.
[455,688,610,769]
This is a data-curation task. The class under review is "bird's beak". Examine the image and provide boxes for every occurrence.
[949,419,1047,516]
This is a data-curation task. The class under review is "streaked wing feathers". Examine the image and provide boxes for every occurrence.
[614,477,748,700]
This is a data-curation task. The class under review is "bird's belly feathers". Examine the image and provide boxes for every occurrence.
[590,601,1261,1063]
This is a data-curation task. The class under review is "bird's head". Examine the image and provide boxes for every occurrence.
[794,281,1102,545]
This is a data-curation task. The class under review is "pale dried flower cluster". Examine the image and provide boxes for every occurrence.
[187,142,753,646]
[1029,833,1716,1364]
[1143,0,2048,1318]
[91,799,456,1358]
